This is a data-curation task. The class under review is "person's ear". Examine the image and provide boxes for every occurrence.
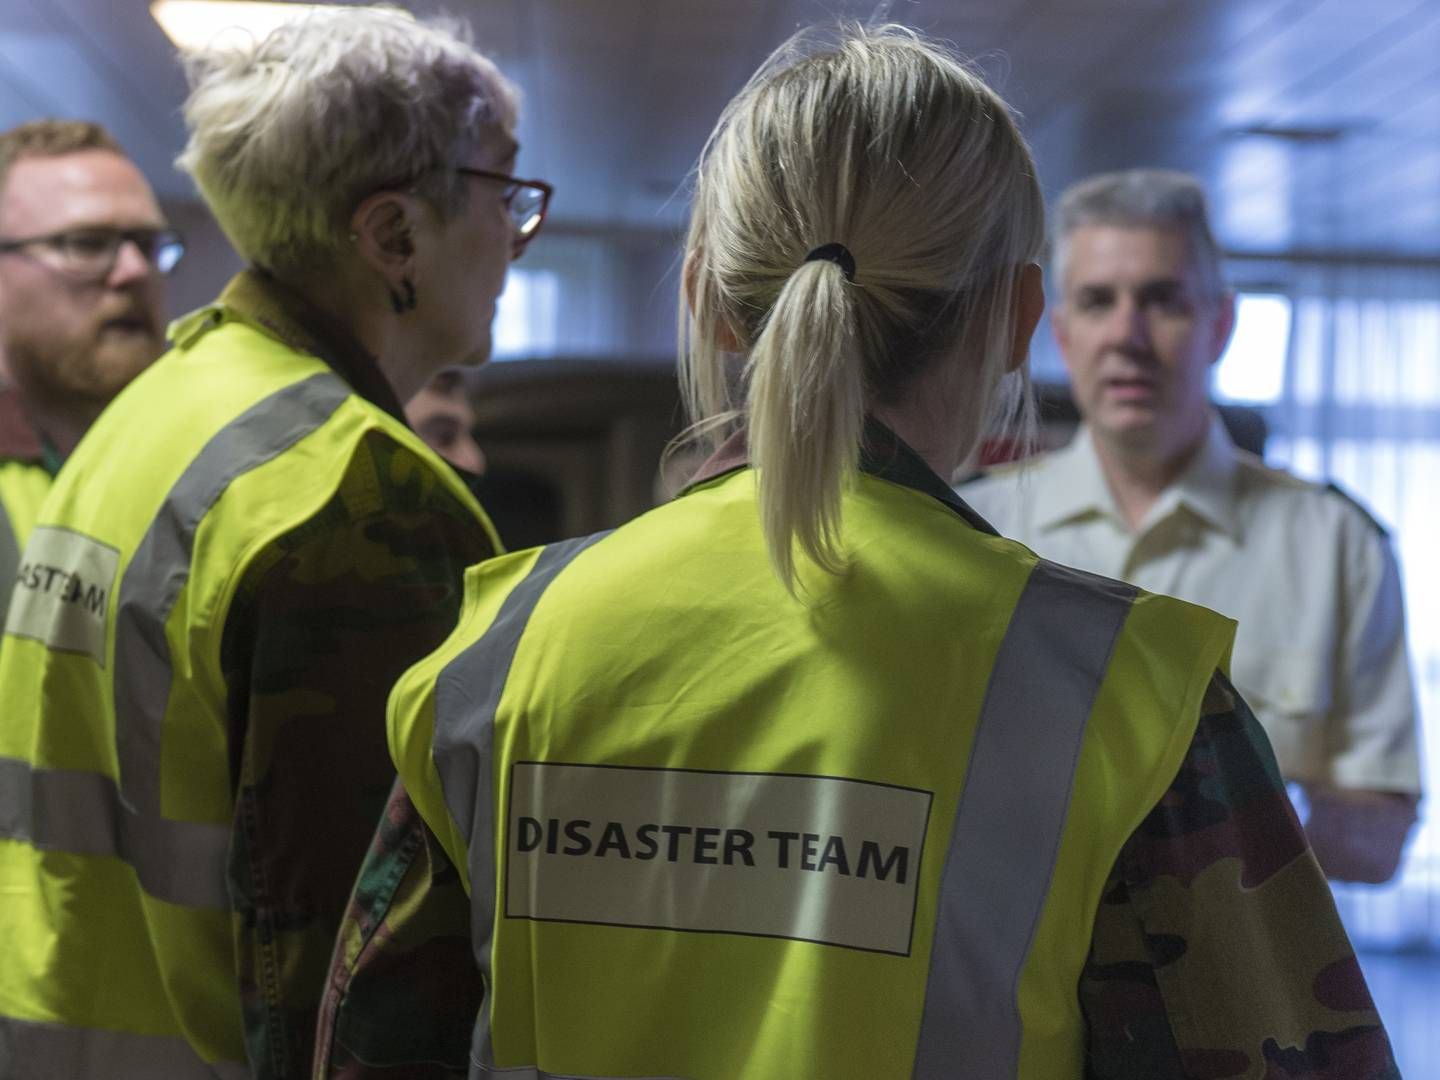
[683,248,742,352]
[1207,289,1237,367]
[349,192,417,280]
[1007,262,1046,372]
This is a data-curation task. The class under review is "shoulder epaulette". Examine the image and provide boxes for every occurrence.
[1324,481,1390,539]
[956,458,1028,486]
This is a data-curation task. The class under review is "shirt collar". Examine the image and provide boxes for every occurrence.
[1030,426,1115,530]
[683,417,999,535]
[179,268,407,424]
[1164,413,1242,539]
[1035,414,1241,540]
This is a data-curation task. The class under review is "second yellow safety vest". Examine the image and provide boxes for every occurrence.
[0,303,497,1077]
[389,451,1235,1079]
[0,458,53,632]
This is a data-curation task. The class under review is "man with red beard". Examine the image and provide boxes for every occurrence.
[0,120,179,619]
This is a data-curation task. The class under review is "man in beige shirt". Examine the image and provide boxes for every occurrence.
[964,169,1421,883]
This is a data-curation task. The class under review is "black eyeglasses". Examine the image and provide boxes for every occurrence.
[0,227,185,281]
[457,168,553,251]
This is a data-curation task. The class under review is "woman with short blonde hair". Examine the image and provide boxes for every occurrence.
[0,7,549,1077]
[176,6,548,395]
[179,6,518,277]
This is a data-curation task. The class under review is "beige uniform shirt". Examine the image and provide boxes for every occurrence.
[962,417,1422,795]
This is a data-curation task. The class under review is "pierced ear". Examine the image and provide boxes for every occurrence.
[349,192,417,275]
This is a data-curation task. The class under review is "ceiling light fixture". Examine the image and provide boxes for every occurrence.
[150,1,353,51]
[1230,123,1364,144]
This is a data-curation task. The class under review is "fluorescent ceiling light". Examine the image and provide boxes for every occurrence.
[151,1,353,51]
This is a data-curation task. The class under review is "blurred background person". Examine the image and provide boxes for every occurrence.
[0,119,178,628]
[964,169,1422,884]
[405,366,486,476]
[351,25,1391,1079]
[0,8,547,1076]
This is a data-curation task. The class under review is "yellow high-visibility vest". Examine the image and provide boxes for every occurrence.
[389,454,1234,1080]
[0,458,53,631]
[0,304,496,1077]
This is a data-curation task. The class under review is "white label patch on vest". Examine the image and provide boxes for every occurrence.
[504,762,933,955]
[4,526,120,666]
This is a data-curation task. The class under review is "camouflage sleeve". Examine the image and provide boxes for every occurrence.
[222,431,495,1079]
[313,780,481,1078]
[1081,671,1400,1080]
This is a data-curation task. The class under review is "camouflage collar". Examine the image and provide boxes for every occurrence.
[684,416,998,535]
[216,269,407,424]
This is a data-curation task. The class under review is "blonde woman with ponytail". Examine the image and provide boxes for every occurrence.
[372,23,1392,1080]
[681,26,1045,591]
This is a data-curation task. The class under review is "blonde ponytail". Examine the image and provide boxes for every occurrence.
[679,23,1045,597]
[747,257,865,591]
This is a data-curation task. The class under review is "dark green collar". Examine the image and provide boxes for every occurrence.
[858,418,998,534]
[38,436,64,478]
[683,417,999,535]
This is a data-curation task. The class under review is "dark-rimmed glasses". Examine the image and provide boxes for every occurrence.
[0,227,185,281]
[457,168,552,252]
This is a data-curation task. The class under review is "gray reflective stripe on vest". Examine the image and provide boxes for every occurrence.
[429,534,609,1077]
[3,372,351,910]
[115,371,351,817]
[912,559,1137,1079]
[0,756,228,908]
[0,495,20,633]
[0,1014,249,1079]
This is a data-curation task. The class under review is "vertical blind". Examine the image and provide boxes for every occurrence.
[1256,263,1440,950]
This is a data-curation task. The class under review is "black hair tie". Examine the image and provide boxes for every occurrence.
[803,242,856,282]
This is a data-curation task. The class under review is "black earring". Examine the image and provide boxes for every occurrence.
[388,277,418,315]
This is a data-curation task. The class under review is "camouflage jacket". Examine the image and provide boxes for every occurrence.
[216,271,499,1077]
[315,669,1396,1078]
